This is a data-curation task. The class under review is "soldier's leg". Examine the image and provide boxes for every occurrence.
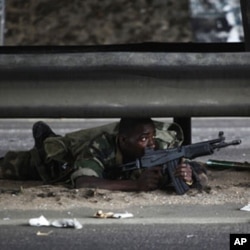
[32,121,73,183]
[0,121,58,181]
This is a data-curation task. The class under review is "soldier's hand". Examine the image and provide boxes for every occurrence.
[175,162,193,183]
[136,166,162,191]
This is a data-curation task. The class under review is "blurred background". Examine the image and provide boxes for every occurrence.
[0,0,244,46]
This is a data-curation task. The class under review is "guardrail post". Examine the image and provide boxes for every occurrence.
[173,117,191,145]
[240,0,250,50]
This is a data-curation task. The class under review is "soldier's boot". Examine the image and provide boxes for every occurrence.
[32,121,57,159]
[33,121,57,149]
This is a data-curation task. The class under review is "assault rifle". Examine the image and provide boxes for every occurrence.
[118,132,241,195]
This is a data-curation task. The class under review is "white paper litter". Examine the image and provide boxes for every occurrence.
[29,215,50,227]
[29,215,82,229]
[240,204,250,212]
[51,218,83,229]
[112,212,134,219]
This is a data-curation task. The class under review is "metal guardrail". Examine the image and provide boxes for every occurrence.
[0,0,249,143]
[0,50,249,119]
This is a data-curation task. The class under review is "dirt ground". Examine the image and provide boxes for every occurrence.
[0,168,249,211]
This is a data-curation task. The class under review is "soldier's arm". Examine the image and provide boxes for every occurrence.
[75,166,162,191]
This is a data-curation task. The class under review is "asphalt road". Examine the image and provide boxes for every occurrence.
[1,203,250,250]
[0,223,249,250]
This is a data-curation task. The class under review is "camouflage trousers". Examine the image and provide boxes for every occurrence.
[0,147,73,184]
[0,122,120,183]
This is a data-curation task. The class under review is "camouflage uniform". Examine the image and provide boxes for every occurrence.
[0,120,184,187]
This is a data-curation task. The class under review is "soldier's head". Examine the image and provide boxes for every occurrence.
[118,118,156,160]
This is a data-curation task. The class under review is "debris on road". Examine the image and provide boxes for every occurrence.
[29,215,83,229]
[51,218,83,229]
[94,210,133,219]
[29,215,50,227]
[36,230,53,236]
[240,204,250,212]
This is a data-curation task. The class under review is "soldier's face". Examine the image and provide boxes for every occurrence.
[119,123,156,160]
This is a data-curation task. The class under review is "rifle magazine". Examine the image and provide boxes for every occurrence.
[166,159,190,195]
